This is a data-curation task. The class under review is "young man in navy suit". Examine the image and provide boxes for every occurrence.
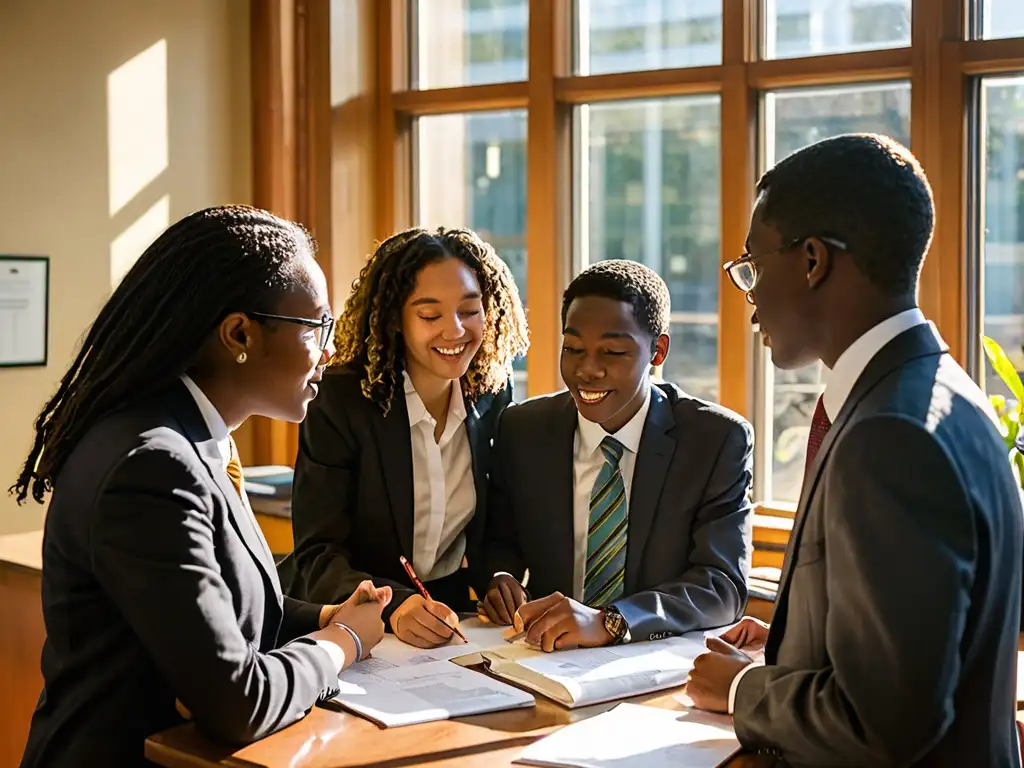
[478,260,754,650]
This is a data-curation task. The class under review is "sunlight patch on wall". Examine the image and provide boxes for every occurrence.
[110,195,169,287]
[107,39,169,216]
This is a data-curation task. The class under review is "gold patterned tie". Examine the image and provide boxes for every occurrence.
[225,436,245,499]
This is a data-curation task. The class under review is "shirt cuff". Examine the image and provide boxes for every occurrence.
[727,660,762,714]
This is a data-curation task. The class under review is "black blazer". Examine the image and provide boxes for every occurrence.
[734,323,1024,767]
[281,367,513,622]
[20,383,339,768]
[479,382,754,640]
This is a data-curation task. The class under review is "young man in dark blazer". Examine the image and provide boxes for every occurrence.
[478,260,754,650]
[688,134,1024,767]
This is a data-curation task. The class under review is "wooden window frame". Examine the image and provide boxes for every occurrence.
[250,0,1024,501]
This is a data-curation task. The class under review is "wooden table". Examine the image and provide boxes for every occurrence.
[146,633,1024,768]
[0,530,45,768]
[146,685,764,768]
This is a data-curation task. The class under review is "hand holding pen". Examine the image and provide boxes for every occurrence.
[388,555,468,648]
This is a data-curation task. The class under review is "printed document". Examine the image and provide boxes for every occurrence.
[514,703,740,768]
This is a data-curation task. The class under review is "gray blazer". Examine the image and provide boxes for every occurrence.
[20,383,338,768]
[479,382,754,640]
[734,323,1024,767]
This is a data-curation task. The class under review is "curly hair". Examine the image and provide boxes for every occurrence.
[562,259,670,344]
[333,226,529,414]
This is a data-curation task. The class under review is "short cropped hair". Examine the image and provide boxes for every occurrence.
[561,259,670,340]
[756,133,934,296]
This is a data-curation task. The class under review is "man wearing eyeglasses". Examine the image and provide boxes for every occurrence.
[688,134,1023,767]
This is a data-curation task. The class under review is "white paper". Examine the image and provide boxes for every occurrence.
[332,657,534,727]
[0,258,47,365]
[515,703,740,768]
[331,618,532,726]
[368,617,508,665]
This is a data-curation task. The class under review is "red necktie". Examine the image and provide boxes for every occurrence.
[805,395,832,471]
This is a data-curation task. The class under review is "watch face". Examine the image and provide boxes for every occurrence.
[604,611,625,639]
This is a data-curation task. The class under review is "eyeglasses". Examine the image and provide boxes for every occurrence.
[248,311,335,351]
[723,236,847,304]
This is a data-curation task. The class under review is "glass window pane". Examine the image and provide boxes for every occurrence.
[763,0,910,60]
[979,0,1024,40]
[576,0,722,75]
[762,81,910,502]
[415,110,528,393]
[577,96,721,401]
[414,0,527,89]
[979,76,1024,402]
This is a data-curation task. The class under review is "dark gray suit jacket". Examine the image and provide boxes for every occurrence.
[20,383,339,768]
[479,382,754,640]
[281,367,512,624]
[734,324,1024,767]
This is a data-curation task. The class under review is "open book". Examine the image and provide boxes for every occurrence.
[451,632,707,708]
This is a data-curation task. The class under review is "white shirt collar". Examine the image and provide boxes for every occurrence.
[180,374,231,465]
[403,372,467,428]
[822,308,928,421]
[576,385,652,459]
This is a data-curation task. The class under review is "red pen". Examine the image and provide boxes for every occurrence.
[399,555,468,643]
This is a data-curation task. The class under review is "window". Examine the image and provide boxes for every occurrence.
[978,0,1024,40]
[776,12,811,49]
[763,0,910,60]
[759,81,911,502]
[315,0,1024,498]
[576,96,721,401]
[576,1,722,75]
[467,29,527,65]
[414,0,527,89]
[415,110,528,391]
[977,76,1024,398]
[850,3,911,46]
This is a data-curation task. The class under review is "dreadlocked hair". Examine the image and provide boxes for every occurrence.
[11,205,314,505]
[333,226,529,415]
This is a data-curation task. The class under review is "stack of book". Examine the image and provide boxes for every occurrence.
[242,465,292,518]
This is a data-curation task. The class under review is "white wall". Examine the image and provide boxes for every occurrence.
[0,0,252,534]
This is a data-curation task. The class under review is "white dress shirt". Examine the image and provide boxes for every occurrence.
[571,387,651,602]
[726,307,929,714]
[180,374,231,468]
[405,372,477,582]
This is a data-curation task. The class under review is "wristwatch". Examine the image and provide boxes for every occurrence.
[601,606,629,644]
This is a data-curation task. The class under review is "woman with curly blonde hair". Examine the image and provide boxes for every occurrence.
[281,226,529,649]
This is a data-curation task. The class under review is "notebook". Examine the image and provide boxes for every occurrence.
[328,619,535,727]
[451,632,707,708]
[514,703,740,768]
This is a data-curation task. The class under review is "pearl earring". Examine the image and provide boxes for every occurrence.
[236,352,247,364]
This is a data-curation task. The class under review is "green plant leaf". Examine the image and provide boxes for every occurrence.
[991,393,1008,414]
[982,336,1024,403]
[1012,448,1024,491]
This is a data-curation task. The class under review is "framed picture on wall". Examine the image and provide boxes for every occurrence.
[0,256,50,368]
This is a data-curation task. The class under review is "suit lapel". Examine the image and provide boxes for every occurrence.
[767,323,947,660]
[164,383,279,600]
[464,390,493,553]
[373,394,415,559]
[546,394,578,594]
[626,386,675,592]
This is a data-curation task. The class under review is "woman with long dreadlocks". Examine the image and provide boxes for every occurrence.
[15,206,390,767]
[280,227,529,650]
